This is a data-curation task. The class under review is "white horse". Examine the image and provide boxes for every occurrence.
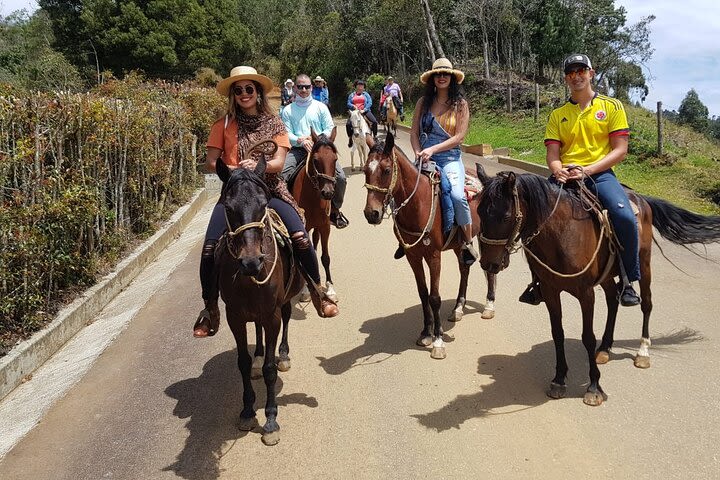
[349,109,370,172]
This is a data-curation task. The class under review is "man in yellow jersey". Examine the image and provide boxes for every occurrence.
[519,53,641,307]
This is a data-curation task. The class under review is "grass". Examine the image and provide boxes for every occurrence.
[403,103,720,215]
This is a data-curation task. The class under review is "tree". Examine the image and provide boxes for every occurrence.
[678,89,709,133]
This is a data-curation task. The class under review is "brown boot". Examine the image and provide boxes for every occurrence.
[193,300,220,337]
[308,282,339,318]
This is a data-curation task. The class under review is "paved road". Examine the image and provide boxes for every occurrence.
[1,128,719,479]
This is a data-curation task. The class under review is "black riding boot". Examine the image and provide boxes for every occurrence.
[194,239,220,337]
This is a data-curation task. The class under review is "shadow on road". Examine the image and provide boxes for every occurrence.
[163,349,318,480]
[316,299,488,375]
[412,328,703,432]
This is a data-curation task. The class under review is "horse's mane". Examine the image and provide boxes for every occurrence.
[311,134,337,155]
[484,173,564,225]
[224,167,271,200]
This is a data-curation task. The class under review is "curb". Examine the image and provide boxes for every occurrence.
[0,187,211,401]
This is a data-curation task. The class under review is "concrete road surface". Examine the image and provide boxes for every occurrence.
[1,127,719,480]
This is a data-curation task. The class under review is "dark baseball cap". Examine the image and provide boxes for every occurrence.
[563,54,592,73]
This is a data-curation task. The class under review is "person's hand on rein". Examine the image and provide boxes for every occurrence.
[553,164,584,183]
[238,158,255,170]
[298,136,313,152]
[417,146,436,164]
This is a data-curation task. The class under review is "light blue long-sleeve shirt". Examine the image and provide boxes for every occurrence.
[281,99,335,147]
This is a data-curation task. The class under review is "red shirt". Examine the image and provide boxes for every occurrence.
[351,93,366,111]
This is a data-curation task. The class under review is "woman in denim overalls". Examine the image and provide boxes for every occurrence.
[402,58,478,265]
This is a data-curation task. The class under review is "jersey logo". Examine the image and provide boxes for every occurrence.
[561,117,568,123]
[595,110,607,121]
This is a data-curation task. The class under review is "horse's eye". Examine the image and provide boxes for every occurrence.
[383,167,391,175]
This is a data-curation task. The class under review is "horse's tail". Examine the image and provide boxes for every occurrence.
[641,195,720,245]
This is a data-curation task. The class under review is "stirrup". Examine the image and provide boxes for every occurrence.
[519,283,543,305]
[394,244,405,259]
[618,284,641,307]
[193,303,220,337]
[310,288,339,318]
[461,242,478,265]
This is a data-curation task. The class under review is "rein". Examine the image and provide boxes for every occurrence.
[305,149,337,191]
[224,208,280,285]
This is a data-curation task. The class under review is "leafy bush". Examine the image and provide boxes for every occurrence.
[0,78,223,355]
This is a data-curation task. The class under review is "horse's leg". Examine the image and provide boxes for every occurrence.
[634,244,653,369]
[544,290,569,399]
[277,302,292,372]
[406,253,433,348]
[251,322,264,379]
[260,312,282,446]
[319,224,337,302]
[448,248,469,322]
[427,252,445,360]
[579,290,607,406]
[350,146,356,171]
[483,271,497,319]
[596,277,620,364]
[228,319,258,431]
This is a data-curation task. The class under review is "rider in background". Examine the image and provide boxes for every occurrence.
[345,79,378,147]
[193,66,339,338]
[380,76,405,122]
[280,78,295,108]
[519,53,641,307]
[281,73,349,229]
[312,76,329,106]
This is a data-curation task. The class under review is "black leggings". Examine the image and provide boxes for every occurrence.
[200,198,321,301]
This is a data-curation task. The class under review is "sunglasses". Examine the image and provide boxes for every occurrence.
[435,72,452,78]
[565,67,589,77]
[233,85,255,95]
[296,84,312,90]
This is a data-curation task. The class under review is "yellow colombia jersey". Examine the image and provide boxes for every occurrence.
[544,93,629,167]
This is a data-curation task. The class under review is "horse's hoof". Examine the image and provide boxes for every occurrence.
[583,389,608,406]
[262,430,280,446]
[447,309,463,322]
[251,357,263,379]
[480,308,495,319]
[546,382,567,399]
[237,416,258,431]
[595,350,610,365]
[277,359,291,372]
[634,355,651,369]
[430,347,446,359]
[416,336,432,347]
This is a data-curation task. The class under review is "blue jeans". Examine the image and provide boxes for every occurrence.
[436,155,471,227]
[551,170,640,282]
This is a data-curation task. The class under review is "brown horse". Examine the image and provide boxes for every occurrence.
[291,129,339,302]
[382,96,398,136]
[475,168,720,405]
[215,149,304,446]
[363,132,497,359]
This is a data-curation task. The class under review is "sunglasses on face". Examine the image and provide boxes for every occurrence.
[233,85,255,95]
[565,67,589,77]
[296,84,312,90]
[435,72,451,78]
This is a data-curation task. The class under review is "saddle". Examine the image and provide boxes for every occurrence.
[285,157,308,192]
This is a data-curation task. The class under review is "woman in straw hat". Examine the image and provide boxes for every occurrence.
[281,78,295,107]
[193,66,339,337]
[402,57,478,265]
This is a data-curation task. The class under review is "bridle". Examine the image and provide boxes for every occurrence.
[305,149,337,191]
[223,201,279,286]
[363,150,399,214]
[477,182,526,255]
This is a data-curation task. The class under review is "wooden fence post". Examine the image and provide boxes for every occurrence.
[657,101,664,156]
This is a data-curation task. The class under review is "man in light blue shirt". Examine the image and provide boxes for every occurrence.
[281,74,348,228]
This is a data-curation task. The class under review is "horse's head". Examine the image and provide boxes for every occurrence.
[350,109,366,137]
[363,132,395,225]
[217,157,271,277]
[476,169,518,274]
[310,129,339,200]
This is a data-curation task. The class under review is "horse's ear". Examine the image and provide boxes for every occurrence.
[476,163,491,186]
[383,132,395,155]
[365,134,375,149]
[254,157,267,178]
[329,126,337,143]
[310,128,319,143]
[216,157,231,183]
[505,171,516,191]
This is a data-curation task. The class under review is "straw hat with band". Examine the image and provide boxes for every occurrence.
[314,76,325,83]
[420,58,465,84]
[216,66,274,96]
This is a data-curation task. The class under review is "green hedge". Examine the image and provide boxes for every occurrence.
[0,77,223,354]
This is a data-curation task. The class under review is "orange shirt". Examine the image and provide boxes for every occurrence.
[207,116,291,167]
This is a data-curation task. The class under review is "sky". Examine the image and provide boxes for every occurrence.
[2,0,719,117]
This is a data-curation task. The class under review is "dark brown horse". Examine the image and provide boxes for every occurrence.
[291,128,339,302]
[363,132,497,359]
[215,150,304,446]
[475,168,720,405]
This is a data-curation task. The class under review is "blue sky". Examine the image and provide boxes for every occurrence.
[2,0,719,116]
